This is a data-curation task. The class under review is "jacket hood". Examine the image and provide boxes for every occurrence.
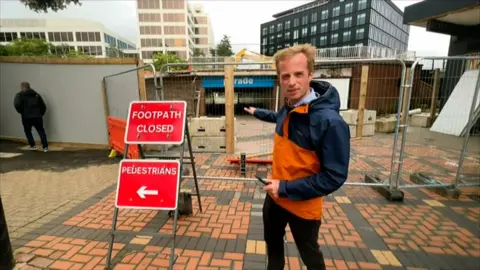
[309,80,341,112]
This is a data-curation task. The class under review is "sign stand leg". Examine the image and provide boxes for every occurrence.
[185,123,203,212]
[106,145,130,270]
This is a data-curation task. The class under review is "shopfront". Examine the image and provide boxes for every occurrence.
[202,75,277,116]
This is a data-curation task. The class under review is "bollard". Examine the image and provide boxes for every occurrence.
[240,153,246,177]
[0,196,14,270]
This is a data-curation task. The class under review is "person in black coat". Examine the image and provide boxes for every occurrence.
[14,82,49,152]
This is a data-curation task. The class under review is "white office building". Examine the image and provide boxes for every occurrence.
[136,0,215,61]
[0,18,137,57]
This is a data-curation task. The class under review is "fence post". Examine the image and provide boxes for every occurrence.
[224,58,235,154]
[400,68,411,131]
[356,65,369,138]
[137,59,147,101]
[428,68,440,127]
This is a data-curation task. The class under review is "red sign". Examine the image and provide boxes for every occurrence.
[124,101,187,144]
[115,159,181,210]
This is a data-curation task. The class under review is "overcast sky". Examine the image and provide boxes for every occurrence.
[0,0,451,56]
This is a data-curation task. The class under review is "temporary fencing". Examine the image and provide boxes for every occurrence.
[156,58,416,197]
[396,56,480,199]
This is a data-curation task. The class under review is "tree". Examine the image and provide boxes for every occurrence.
[193,48,205,57]
[1,38,90,58]
[20,0,81,12]
[152,52,189,72]
[209,35,234,57]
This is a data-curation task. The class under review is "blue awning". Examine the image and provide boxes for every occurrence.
[202,76,276,88]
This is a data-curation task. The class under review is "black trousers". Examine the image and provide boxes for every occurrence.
[263,194,325,270]
[22,117,48,149]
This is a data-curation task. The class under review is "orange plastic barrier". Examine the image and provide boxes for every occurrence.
[107,116,140,159]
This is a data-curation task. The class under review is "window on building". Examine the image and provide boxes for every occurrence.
[20,32,46,40]
[285,21,291,30]
[332,20,339,31]
[262,38,267,45]
[311,25,317,35]
[320,35,327,46]
[163,13,185,22]
[141,38,163,47]
[0,32,18,42]
[357,13,366,25]
[332,6,340,17]
[48,32,74,42]
[294,18,300,27]
[320,22,328,33]
[140,26,162,35]
[262,28,268,35]
[277,23,283,32]
[162,0,184,9]
[321,10,328,20]
[302,15,308,25]
[311,37,316,46]
[78,45,102,56]
[331,33,338,44]
[345,2,353,13]
[356,28,365,40]
[358,0,367,10]
[285,31,291,39]
[311,12,317,23]
[302,27,308,36]
[343,31,351,42]
[139,13,162,22]
[137,0,160,9]
[75,32,101,42]
[270,25,275,34]
[343,16,352,28]
[293,30,299,39]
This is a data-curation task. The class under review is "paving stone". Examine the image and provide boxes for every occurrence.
[3,136,479,270]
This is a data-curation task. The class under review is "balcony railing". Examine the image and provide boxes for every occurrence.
[316,45,415,60]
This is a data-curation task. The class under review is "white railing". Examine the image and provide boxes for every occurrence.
[316,45,415,60]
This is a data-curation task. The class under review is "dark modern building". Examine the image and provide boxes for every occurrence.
[404,0,480,109]
[260,0,410,56]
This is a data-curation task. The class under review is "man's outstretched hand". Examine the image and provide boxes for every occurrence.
[244,107,256,115]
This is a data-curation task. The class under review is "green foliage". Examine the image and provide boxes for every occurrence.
[193,48,205,57]
[153,52,189,72]
[209,35,234,57]
[20,0,81,12]
[1,38,92,58]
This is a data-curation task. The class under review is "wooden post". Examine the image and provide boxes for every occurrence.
[356,65,369,138]
[224,59,235,154]
[137,59,147,101]
[400,67,411,131]
[428,69,440,127]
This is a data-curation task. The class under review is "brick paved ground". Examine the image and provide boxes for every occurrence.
[2,120,480,270]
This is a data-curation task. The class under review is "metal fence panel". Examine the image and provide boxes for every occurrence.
[157,59,409,192]
[397,56,480,200]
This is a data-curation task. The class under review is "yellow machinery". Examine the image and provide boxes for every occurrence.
[234,48,275,70]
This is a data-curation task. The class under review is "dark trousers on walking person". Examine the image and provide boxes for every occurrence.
[263,195,326,270]
[22,116,48,149]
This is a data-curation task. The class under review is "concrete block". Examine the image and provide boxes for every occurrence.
[189,117,236,137]
[375,117,396,133]
[349,123,375,138]
[410,113,432,128]
[340,109,377,125]
[191,136,226,153]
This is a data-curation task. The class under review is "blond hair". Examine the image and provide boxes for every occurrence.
[273,44,316,74]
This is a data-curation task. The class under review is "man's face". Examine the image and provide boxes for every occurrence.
[278,53,312,105]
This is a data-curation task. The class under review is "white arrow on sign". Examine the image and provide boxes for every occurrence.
[137,186,158,199]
